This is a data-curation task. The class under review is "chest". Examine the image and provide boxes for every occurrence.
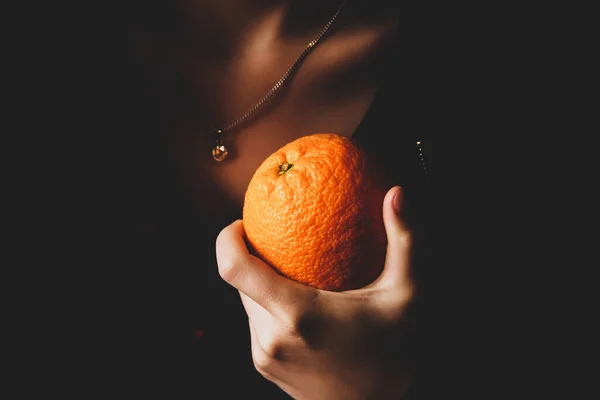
[158,46,394,219]
[131,17,406,226]
[164,94,379,220]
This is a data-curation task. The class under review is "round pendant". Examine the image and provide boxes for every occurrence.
[212,144,228,161]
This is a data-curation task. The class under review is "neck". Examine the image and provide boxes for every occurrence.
[169,0,349,54]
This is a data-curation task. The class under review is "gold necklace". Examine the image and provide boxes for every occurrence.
[210,0,349,162]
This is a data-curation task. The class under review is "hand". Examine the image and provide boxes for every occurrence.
[216,186,416,400]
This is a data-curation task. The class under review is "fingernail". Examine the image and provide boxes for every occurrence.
[393,187,403,214]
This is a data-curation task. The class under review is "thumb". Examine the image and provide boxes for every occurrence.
[376,186,413,289]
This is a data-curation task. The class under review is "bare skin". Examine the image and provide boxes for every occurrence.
[130,1,415,398]
[216,187,415,399]
[131,0,400,212]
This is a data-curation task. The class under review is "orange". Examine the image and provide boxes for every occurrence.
[242,133,388,291]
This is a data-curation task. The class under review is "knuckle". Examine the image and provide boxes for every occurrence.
[252,348,276,380]
[251,331,288,375]
[252,350,270,372]
[217,256,240,283]
[281,308,303,332]
[261,335,288,361]
[290,311,322,345]
[285,292,320,332]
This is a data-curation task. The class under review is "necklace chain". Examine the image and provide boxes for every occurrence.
[211,0,349,161]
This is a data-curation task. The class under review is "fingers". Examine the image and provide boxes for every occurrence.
[245,299,302,399]
[248,319,298,398]
[216,220,313,319]
[240,292,276,336]
[372,186,414,292]
[248,319,277,382]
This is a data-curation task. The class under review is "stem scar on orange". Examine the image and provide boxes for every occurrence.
[242,133,388,292]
